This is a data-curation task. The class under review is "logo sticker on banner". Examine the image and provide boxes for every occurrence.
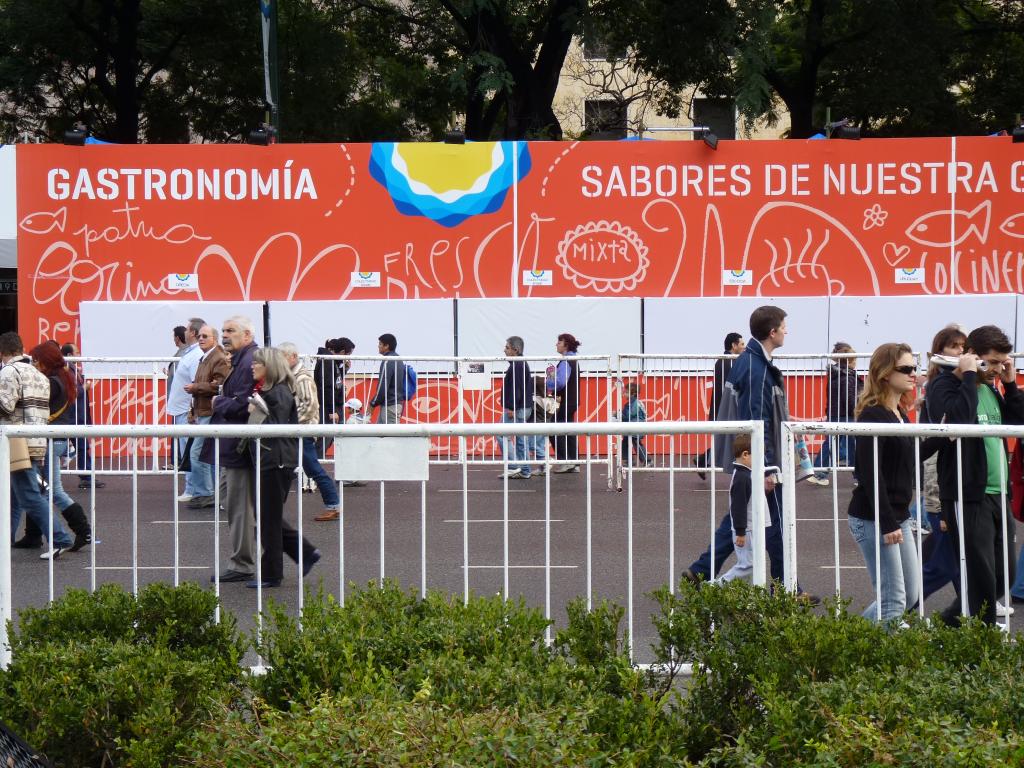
[894,267,925,284]
[167,273,198,291]
[722,269,753,286]
[522,269,552,286]
[351,271,381,288]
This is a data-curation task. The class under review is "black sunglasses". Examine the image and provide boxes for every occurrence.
[893,365,917,375]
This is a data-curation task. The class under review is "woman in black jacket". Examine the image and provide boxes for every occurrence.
[847,342,920,624]
[548,333,581,473]
[247,346,319,588]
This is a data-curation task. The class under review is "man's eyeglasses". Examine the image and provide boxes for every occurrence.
[893,365,917,375]
[198,334,211,339]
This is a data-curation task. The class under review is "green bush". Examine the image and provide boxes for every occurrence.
[653,578,1024,766]
[0,583,246,768]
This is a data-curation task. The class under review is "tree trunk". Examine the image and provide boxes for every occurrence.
[112,0,141,143]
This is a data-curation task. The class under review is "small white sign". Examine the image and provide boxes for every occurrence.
[459,361,492,391]
[166,273,198,291]
[894,267,924,284]
[522,269,552,286]
[722,269,753,286]
[350,271,381,288]
[335,436,430,481]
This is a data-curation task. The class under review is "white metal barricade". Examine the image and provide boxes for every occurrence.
[781,420,1021,630]
[0,419,764,669]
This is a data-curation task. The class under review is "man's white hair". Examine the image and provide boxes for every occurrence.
[223,315,255,335]
[278,341,299,358]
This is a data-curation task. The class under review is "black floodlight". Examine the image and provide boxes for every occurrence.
[1013,125,1024,143]
[701,127,719,150]
[444,130,466,144]
[826,118,860,140]
[63,122,88,145]
[247,123,277,145]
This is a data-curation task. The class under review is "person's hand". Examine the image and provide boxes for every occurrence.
[939,519,948,532]
[764,474,777,492]
[999,357,1016,385]
[735,535,746,548]
[957,353,979,376]
[184,383,195,394]
[883,528,904,545]
[329,413,340,423]
[247,402,256,414]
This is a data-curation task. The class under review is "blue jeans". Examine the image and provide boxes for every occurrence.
[189,415,214,497]
[301,437,339,509]
[172,413,192,492]
[621,436,647,464]
[41,439,74,511]
[690,484,786,583]
[11,461,72,548]
[848,516,919,623]
[1012,543,1024,601]
[814,434,853,476]
[499,408,531,475]
[921,509,959,601]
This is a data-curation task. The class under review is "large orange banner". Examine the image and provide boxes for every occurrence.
[16,136,1024,346]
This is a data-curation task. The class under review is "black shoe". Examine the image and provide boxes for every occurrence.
[187,495,215,509]
[211,569,253,583]
[302,549,322,577]
[78,480,105,490]
[692,458,706,481]
[682,568,701,586]
[12,535,43,550]
[68,532,92,553]
[246,578,282,588]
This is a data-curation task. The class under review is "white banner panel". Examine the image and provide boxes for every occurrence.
[644,297,830,366]
[0,145,16,268]
[831,295,1018,362]
[267,299,455,373]
[79,300,264,376]
[457,297,641,372]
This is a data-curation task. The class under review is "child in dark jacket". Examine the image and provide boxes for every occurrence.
[620,382,649,466]
[718,433,755,583]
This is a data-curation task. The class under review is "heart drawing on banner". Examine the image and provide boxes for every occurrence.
[883,242,911,267]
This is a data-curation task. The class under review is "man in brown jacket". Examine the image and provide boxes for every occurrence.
[183,325,231,509]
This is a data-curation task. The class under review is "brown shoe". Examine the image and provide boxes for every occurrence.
[314,509,340,522]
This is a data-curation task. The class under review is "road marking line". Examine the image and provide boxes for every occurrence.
[86,566,209,571]
[437,489,536,493]
[467,565,577,569]
[443,518,565,523]
[151,520,227,524]
[819,565,866,569]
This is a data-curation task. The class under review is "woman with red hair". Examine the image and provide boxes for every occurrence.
[15,342,92,553]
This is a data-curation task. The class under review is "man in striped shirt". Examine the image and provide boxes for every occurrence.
[281,343,341,522]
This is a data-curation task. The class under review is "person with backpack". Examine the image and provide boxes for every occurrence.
[369,333,407,424]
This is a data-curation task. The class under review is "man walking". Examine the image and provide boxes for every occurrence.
[280,342,342,522]
[183,324,230,510]
[926,325,1024,625]
[204,316,259,582]
[369,333,406,424]
[166,317,204,501]
[0,332,74,558]
[499,336,533,479]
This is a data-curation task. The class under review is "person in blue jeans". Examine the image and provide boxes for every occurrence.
[281,343,342,522]
[809,342,862,486]
[847,343,920,624]
[620,382,648,466]
[499,336,533,479]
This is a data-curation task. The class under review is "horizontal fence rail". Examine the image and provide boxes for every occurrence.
[0,420,764,670]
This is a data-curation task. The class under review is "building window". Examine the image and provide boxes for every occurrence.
[693,98,736,140]
[582,27,624,61]
[584,100,627,139]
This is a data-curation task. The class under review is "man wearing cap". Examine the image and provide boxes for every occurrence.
[280,342,342,523]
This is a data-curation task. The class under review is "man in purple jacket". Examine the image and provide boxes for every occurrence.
[204,315,259,583]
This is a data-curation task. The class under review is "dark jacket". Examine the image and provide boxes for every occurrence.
[925,368,1024,503]
[848,406,914,534]
[726,338,787,468]
[553,355,579,416]
[369,351,406,408]
[249,384,299,471]
[827,364,862,422]
[203,341,258,468]
[709,357,734,421]
[314,347,347,423]
[502,359,532,411]
[728,463,753,537]
[47,373,75,427]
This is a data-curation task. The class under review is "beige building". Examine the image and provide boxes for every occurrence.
[553,37,789,141]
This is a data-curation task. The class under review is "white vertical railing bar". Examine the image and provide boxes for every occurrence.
[872,436,882,622]
[88,456,97,593]
[172,450,180,588]
[296,438,305,617]
[668,439,675,595]
[914,438,923,619]
[255,438,264,656]
[780,426,798,593]
[544,449,552,646]
[999,452,1010,632]
[46,441,55,602]
[0,434,11,669]
[378,482,385,587]
[502,451,509,601]
[212,440,221,625]
[585,442,592,611]
[749,422,767,587]
[461,435,469,606]
[131,439,139,596]
[626,440,634,662]
[831,436,841,601]
[420,480,427,600]
[956,439,968,618]
[338,472,345,607]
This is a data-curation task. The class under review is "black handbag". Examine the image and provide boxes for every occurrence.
[178,437,194,473]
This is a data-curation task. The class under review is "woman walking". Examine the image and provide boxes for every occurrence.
[548,333,581,473]
[847,342,920,624]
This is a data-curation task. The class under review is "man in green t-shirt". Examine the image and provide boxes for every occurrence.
[926,325,1024,626]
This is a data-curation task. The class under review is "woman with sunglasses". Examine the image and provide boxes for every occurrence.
[847,343,920,625]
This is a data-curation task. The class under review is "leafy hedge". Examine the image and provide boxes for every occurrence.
[3,579,1024,766]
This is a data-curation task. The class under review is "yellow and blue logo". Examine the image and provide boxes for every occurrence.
[369,141,530,227]
[529,269,545,278]
[174,273,190,281]
[358,271,374,279]
[730,269,746,277]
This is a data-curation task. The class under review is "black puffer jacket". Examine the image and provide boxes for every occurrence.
[249,384,299,472]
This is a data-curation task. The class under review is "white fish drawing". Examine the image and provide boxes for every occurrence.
[998,212,1024,239]
[19,207,67,235]
[905,200,990,247]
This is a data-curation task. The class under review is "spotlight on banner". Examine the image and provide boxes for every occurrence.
[247,122,278,145]
[826,118,860,140]
[63,122,88,145]
[1013,125,1024,143]
[444,130,466,144]
[701,127,719,150]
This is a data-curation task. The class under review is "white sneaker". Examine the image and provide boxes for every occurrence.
[552,464,580,474]
[177,493,194,502]
[806,475,830,487]
[997,601,1015,617]
[39,548,66,560]
[499,469,525,479]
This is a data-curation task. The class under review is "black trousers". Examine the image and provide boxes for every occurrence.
[259,466,316,582]
[549,405,578,461]
[941,494,1016,625]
